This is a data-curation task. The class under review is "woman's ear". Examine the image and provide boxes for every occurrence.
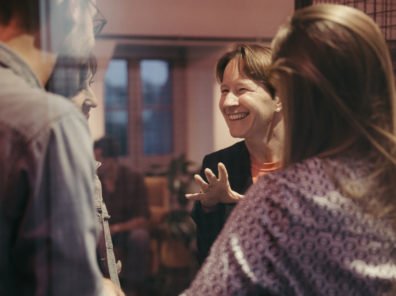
[273,96,282,112]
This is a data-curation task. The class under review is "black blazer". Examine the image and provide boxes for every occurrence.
[191,141,252,264]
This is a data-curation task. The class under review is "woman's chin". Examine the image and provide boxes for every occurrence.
[229,130,246,139]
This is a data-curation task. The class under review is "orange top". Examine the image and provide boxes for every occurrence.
[251,159,281,184]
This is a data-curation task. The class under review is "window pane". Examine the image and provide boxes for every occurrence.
[104,59,128,156]
[141,59,173,155]
[140,60,172,106]
[105,110,128,156]
[143,109,173,155]
[105,59,128,108]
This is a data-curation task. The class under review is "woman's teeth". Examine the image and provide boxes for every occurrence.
[228,112,248,121]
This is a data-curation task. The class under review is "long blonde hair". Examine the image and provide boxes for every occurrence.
[271,4,396,220]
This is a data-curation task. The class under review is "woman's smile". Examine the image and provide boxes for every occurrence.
[226,112,249,121]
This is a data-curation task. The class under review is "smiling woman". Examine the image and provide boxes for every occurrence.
[186,43,284,265]
[219,58,280,140]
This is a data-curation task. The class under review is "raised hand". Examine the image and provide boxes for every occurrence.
[185,162,243,211]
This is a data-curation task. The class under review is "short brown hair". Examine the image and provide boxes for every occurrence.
[0,0,40,32]
[94,136,120,159]
[216,43,275,98]
[0,0,90,33]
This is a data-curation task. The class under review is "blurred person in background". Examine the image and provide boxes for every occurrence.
[94,136,151,296]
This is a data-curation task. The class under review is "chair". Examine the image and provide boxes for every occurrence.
[145,176,170,224]
[144,176,171,275]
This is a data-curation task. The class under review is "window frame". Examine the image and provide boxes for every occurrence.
[108,45,187,172]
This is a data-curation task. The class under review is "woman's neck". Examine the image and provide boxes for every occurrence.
[245,136,282,164]
[245,119,284,164]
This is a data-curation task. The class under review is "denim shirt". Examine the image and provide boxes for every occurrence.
[0,42,104,295]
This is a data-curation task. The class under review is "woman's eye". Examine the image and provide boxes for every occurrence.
[221,89,229,94]
[238,88,248,93]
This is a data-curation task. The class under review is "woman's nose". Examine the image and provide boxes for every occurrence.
[87,86,98,107]
[222,92,239,107]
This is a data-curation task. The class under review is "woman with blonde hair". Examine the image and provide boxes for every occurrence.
[182,4,396,295]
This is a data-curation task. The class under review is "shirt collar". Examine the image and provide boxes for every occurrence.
[0,41,43,89]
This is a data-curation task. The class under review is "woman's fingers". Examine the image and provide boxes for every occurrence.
[185,192,205,200]
[194,174,209,189]
[204,168,218,184]
[217,162,229,182]
[186,163,237,207]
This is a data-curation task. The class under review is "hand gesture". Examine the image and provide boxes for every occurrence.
[185,162,243,211]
